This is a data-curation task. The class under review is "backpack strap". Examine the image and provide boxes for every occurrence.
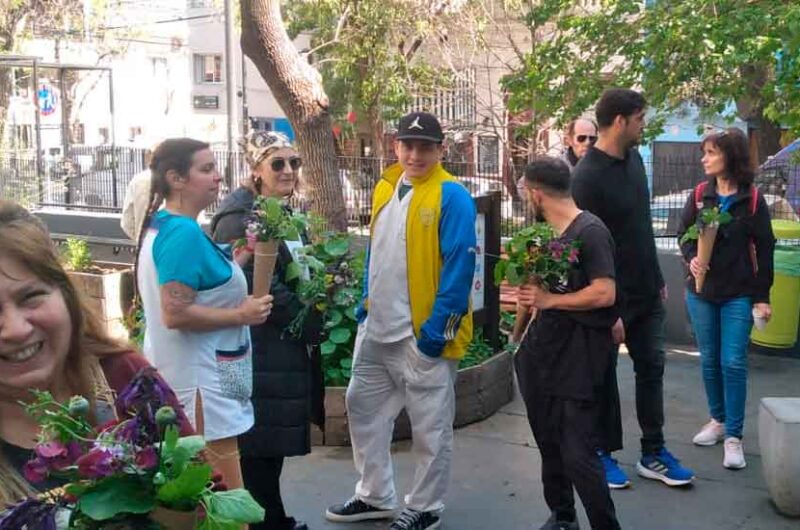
[749,187,759,216]
[694,181,708,207]
[748,186,759,275]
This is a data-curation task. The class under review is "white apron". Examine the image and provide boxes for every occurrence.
[138,229,254,442]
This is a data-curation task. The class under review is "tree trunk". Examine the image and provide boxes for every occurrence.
[368,106,384,161]
[240,0,347,231]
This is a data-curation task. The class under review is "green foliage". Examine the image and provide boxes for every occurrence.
[502,1,800,139]
[679,206,733,244]
[458,328,498,369]
[288,231,365,386]
[62,237,93,272]
[284,0,455,130]
[494,223,579,288]
[246,196,307,243]
[23,389,94,443]
[123,302,145,349]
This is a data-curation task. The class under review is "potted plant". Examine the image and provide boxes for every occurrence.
[62,237,134,340]
[493,223,580,342]
[679,206,732,292]
[240,196,307,297]
[0,369,264,529]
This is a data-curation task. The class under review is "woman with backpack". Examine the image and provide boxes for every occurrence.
[677,127,775,470]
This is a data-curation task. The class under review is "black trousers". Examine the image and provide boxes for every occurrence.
[241,456,292,530]
[527,394,621,530]
[618,297,667,455]
[515,352,621,530]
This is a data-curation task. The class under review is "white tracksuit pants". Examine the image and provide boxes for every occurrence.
[346,328,458,513]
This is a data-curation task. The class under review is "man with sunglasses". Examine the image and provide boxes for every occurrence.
[326,112,476,530]
[561,118,598,172]
[573,88,695,491]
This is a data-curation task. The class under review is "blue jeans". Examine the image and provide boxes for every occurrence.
[685,292,752,439]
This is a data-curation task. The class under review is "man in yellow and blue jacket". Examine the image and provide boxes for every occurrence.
[326,112,477,530]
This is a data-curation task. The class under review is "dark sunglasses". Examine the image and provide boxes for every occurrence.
[576,135,597,144]
[270,157,302,172]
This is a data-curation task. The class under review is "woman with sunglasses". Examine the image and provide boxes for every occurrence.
[212,131,324,530]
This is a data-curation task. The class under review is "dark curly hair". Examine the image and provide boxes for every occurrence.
[701,128,755,186]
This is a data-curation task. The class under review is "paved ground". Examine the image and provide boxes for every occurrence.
[280,348,800,529]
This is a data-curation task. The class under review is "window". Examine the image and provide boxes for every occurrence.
[409,68,476,127]
[12,125,33,149]
[186,0,214,7]
[128,126,142,142]
[477,136,500,174]
[72,123,85,144]
[99,127,109,144]
[194,54,222,84]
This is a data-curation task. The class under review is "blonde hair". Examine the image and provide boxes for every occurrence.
[0,201,128,504]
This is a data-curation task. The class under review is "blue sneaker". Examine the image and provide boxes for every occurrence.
[597,450,630,489]
[636,447,695,486]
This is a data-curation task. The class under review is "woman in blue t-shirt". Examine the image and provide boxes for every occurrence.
[677,128,775,471]
[135,138,273,491]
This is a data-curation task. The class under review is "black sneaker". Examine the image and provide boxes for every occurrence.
[325,497,395,523]
[540,512,580,530]
[389,509,441,530]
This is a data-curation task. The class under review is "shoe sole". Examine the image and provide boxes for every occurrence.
[724,461,747,470]
[325,509,396,523]
[693,434,724,446]
[608,480,631,489]
[390,517,441,530]
[636,463,694,487]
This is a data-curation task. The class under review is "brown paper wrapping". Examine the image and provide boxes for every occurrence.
[695,225,719,292]
[253,239,279,297]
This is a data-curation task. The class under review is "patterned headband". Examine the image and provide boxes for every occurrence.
[240,131,294,168]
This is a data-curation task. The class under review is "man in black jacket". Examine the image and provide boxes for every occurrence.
[516,157,621,530]
[572,88,695,489]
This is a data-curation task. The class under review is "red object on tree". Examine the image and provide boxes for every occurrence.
[332,125,342,138]
[346,111,357,124]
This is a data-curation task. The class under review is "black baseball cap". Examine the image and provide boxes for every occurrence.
[396,112,444,144]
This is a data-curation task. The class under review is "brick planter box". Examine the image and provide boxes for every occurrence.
[68,263,134,340]
[312,350,515,446]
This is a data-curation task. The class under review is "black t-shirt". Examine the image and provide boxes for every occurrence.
[572,147,664,309]
[520,212,618,400]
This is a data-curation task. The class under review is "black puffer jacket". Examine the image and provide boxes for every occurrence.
[677,179,775,304]
[211,187,324,458]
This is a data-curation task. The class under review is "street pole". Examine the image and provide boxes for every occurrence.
[223,0,237,189]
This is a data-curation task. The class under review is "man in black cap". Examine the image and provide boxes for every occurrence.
[326,112,477,530]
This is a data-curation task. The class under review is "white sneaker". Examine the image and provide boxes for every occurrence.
[692,419,725,446]
[723,437,747,469]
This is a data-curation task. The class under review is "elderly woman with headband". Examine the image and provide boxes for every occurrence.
[212,131,324,530]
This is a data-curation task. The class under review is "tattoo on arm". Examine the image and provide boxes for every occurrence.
[162,282,197,315]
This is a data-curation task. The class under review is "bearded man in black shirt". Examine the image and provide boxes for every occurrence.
[516,157,621,530]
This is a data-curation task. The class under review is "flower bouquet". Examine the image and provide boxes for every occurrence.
[493,223,580,343]
[286,231,365,386]
[679,206,732,292]
[240,196,308,297]
[0,369,264,529]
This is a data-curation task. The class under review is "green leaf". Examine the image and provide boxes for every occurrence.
[321,340,337,355]
[176,436,206,460]
[78,476,155,520]
[494,260,506,286]
[329,327,352,344]
[344,305,357,321]
[202,489,265,525]
[506,264,522,286]
[324,238,350,257]
[339,357,352,369]
[285,262,303,282]
[157,463,213,506]
[327,309,344,327]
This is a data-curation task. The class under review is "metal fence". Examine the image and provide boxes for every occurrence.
[2,145,798,240]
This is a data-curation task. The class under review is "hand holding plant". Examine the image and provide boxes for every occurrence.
[680,206,732,292]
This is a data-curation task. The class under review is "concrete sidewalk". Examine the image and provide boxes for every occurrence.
[279,349,800,529]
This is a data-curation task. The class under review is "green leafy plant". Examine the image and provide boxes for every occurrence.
[62,238,93,272]
[123,302,145,349]
[494,223,580,288]
[679,206,733,244]
[287,232,365,387]
[240,197,308,247]
[2,370,265,529]
[459,329,500,369]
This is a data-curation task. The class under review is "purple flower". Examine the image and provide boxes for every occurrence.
[113,417,141,444]
[76,448,120,479]
[567,248,579,264]
[135,446,159,470]
[116,368,172,418]
[23,457,49,484]
[0,499,58,530]
[32,440,82,472]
